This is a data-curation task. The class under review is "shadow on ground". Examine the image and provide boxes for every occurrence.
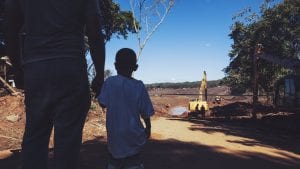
[1,137,299,169]
[168,114,300,156]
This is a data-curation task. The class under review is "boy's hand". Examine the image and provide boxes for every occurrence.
[145,127,151,139]
[143,118,151,139]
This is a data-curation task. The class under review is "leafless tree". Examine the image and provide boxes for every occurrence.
[129,0,175,59]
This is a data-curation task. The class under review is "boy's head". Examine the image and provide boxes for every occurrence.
[115,48,138,74]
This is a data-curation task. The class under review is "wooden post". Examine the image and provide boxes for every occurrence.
[0,76,18,95]
[252,45,261,119]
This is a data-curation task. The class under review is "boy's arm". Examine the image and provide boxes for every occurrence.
[140,82,154,139]
[143,118,151,139]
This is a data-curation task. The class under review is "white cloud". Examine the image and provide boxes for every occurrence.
[205,43,211,47]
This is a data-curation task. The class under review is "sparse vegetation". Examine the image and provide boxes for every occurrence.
[146,80,221,89]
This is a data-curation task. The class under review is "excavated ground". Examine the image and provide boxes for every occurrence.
[0,87,299,169]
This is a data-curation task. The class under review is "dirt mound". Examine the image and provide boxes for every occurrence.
[211,102,252,117]
[211,101,277,117]
[0,94,106,151]
[0,95,25,151]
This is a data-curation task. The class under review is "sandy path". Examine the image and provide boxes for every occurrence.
[147,117,300,168]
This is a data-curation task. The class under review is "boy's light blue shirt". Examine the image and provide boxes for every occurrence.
[98,75,154,158]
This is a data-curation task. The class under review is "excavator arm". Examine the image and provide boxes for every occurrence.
[199,71,207,101]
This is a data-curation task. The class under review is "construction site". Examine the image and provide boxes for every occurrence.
[1,0,300,169]
[0,68,300,169]
[1,25,300,169]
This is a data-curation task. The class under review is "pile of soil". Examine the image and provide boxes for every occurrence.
[0,94,106,151]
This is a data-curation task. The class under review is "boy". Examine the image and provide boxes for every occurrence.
[98,48,154,169]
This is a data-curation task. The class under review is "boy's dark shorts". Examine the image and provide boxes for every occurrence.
[108,153,144,169]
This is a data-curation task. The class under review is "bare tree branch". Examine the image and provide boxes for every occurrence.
[129,0,175,59]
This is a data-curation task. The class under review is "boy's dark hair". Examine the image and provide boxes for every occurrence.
[115,48,138,71]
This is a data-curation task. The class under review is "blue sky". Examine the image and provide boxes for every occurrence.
[102,0,280,84]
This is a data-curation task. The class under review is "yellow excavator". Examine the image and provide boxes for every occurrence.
[188,71,209,117]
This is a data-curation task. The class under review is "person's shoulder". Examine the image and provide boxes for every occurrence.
[105,75,118,81]
[131,78,147,90]
[130,78,144,85]
[102,75,117,85]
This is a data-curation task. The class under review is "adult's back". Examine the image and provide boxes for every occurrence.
[23,0,97,64]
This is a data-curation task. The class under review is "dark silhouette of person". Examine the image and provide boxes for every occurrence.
[200,105,206,117]
[195,104,200,117]
[4,0,105,169]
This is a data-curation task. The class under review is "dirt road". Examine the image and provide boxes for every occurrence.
[1,117,300,169]
[148,117,300,169]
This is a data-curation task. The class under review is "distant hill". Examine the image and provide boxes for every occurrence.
[146,80,222,89]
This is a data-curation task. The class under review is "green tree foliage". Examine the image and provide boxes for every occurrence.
[99,0,138,41]
[86,0,137,81]
[223,0,300,94]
